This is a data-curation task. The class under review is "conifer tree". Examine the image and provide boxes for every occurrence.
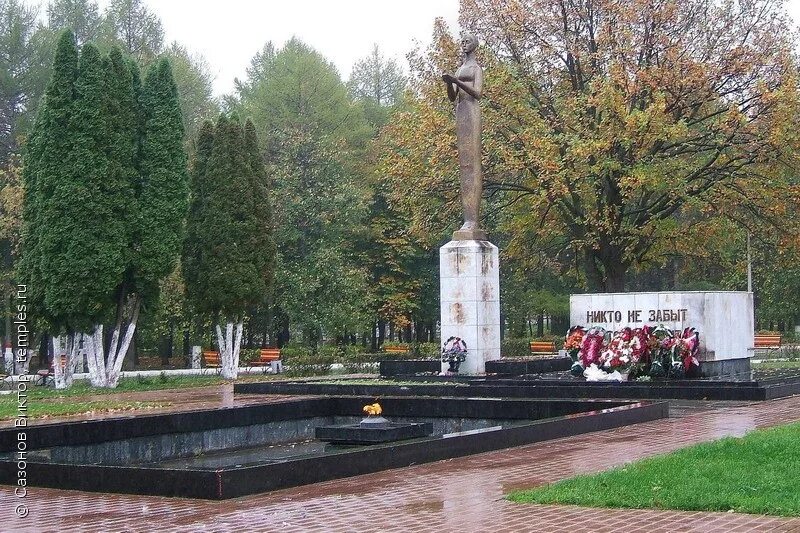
[20,33,188,388]
[51,42,127,322]
[19,30,80,388]
[184,115,275,378]
[83,56,188,387]
[137,58,187,295]
[243,118,276,302]
[81,45,138,387]
[241,118,277,347]
[20,30,77,317]
[182,119,213,298]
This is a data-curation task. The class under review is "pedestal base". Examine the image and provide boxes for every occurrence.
[452,228,487,241]
[440,240,501,374]
[315,422,433,445]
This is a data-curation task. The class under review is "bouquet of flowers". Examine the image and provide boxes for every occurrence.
[564,326,586,375]
[564,323,702,381]
[571,327,606,376]
[441,336,468,374]
[670,327,700,378]
[598,327,646,375]
[647,325,675,377]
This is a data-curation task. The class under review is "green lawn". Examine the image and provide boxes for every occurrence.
[508,422,800,516]
[0,374,273,420]
[0,399,169,420]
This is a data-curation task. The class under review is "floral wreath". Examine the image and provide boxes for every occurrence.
[441,336,468,362]
[565,323,701,380]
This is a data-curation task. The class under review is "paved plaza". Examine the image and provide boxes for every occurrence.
[3,386,800,532]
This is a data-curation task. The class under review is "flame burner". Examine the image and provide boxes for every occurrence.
[316,404,433,445]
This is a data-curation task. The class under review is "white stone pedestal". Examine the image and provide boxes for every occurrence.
[440,240,500,374]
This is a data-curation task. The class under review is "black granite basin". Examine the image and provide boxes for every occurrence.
[0,396,666,499]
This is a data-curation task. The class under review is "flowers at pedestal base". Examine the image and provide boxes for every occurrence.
[441,336,468,374]
[563,324,702,381]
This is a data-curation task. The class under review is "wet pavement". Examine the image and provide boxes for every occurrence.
[2,386,800,532]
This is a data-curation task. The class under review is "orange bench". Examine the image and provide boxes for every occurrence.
[205,348,282,373]
[384,345,409,354]
[529,341,557,355]
[203,350,221,369]
[754,335,781,349]
[248,348,282,373]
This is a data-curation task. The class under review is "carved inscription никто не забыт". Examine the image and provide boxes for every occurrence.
[585,308,688,324]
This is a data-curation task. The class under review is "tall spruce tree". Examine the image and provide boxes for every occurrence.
[182,118,213,304]
[20,30,82,387]
[20,32,187,388]
[184,114,274,378]
[84,55,187,387]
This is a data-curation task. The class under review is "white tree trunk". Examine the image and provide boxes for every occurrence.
[52,333,82,389]
[51,335,63,388]
[215,323,226,373]
[216,321,242,379]
[106,310,138,386]
[84,299,140,388]
[84,326,106,387]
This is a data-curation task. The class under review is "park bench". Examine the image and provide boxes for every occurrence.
[202,350,221,372]
[34,355,67,386]
[384,345,410,355]
[247,348,283,374]
[204,348,283,373]
[529,341,557,356]
[754,334,781,350]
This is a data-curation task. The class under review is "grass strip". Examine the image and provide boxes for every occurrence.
[508,422,800,516]
[0,374,273,420]
[0,400,169,420]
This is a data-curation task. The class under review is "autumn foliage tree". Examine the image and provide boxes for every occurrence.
[380,1,800,291]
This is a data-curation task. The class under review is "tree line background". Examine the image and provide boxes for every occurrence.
[1,0,799,371]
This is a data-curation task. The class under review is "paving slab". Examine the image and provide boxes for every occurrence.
[2,388,799,532]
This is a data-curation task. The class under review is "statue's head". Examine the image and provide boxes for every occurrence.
[461,33,478,55]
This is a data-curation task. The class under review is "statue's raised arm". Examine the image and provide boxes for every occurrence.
[441,33,486,241]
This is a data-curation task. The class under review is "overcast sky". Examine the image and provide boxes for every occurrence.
[22,0,461,96]
[21,0,800,98]
[135,0,461,96]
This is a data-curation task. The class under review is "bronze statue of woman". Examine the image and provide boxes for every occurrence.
[442,33,485,241]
